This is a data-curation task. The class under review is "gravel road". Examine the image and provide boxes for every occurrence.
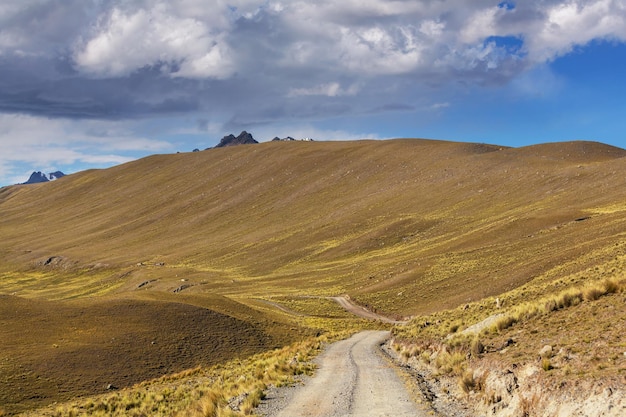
[329,296,406,324]
[257,330,427,417]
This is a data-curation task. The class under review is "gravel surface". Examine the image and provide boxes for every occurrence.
[256,330,428,417]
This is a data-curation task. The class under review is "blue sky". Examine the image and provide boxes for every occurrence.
[0,0,625,186]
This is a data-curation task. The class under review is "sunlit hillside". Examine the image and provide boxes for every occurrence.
[1,138,625,414]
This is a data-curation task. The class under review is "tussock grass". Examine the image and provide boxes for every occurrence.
[392,275,626,395]
[2,139,626,412]
[435,349,467,375]
[541,358,553,372]
[489,278,624,333]
[26,334,343,417]
[459,369,477,394]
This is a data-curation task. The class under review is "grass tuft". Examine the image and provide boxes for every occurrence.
[541,358,553,372]
[470,337,484,356]
[459,369,476,394]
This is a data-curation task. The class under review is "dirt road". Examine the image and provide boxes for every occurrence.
[330,296,406,324]
[258,330,426,417]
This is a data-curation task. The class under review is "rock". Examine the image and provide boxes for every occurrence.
[22,170,65,184]
[173,284,191,293]
[539,345,553,358]
[214,131,259,148]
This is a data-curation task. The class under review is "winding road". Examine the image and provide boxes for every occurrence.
[259,330,426,417]
[330,296,407,324]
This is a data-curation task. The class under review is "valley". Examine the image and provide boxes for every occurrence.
[1,138,625,415]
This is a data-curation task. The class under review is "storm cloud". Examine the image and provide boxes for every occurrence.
[1,0,625,185]
[0,0,623,122]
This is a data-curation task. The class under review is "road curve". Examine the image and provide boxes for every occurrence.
[330,296,406,324]
[264,330,424,417]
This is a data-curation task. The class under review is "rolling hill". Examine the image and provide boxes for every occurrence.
[1,138,625,414]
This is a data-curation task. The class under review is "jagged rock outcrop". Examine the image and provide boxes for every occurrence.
[23,171,65,184]
[213,131,258,148]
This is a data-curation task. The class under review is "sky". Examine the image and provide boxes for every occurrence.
[0,0,625,186]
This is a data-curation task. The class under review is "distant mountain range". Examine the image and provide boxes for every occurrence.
[23,171,65,184]
[206,131,314,150]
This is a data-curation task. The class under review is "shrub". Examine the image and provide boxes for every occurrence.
[435,349,466,375]
[602,278,620,294]
[459,369,476,394]
[240,387,265,415]
[493,315,516,332]
[449,322,461,333]
[470,337,484,356]
[583,285,604,302]
[541,358,553,371]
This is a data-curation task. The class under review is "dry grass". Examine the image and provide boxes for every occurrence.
[488,277,624,334]
[23,334,341,417]
[0,294,315,415]
[1,138,626,413]
[392,273,626,403]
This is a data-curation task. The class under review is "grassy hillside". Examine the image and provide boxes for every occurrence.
[1,138,625,414]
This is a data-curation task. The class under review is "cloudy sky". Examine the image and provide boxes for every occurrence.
[1,0,625,186]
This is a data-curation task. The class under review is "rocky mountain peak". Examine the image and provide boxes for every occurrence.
[23,171,65,184]
[214,131,259,148]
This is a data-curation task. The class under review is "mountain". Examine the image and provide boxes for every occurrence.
[23,170,65,184]
[213,131,258,148]
[1,138,626,414]
[2,138,625,315]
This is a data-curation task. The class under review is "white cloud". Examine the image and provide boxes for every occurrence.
[0,114,172,185]
[74,3,236,78]
[0,0,624,139]
[3,0,619,85]
[430,102,450,110]
[527,0,626,61]
[288,82,359,97]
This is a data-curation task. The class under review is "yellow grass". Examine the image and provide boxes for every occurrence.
[1,138,626,413]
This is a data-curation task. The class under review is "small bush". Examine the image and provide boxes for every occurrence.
[240,387,265,415]
[602,278,620,294]
[459,369,476,394]
[194,389,227,416]
[493,315,516,332]
[583,285,604,301]
[541,358,553,371]
[436,349,466,375]
[470,337,484,356]
[449,322,461,333]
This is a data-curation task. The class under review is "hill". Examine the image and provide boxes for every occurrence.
[1,138,625,414]
[1,139,625,312]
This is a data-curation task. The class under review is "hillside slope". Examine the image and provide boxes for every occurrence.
[2,138,626,414]
[1,139,625,314]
